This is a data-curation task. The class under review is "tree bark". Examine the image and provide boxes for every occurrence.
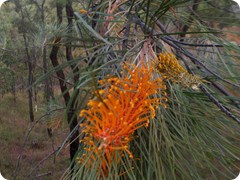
[24,34,35,122]
[65,0,80,173]
[14,0,35,122]
[50,1,79,175]
[41,0,50,102]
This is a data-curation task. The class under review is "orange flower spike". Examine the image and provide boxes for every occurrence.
[122,80,162,121]
[126,68,161,122]
[79,63,167,176]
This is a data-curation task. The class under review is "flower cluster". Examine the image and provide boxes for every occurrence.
[79,64,167,175]
[78,52,201,176]
[154,53,202,89]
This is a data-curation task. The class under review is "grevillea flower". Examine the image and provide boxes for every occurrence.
[79,9,87,14]
[79,63,167,176]
[154,53,202,89]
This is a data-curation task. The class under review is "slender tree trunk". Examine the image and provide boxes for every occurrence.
[66,0,80,172]
[15,0,34,122]
[31,0,49,102]
[22,34,34,122]
[50,77,54,100]
[50,1,79,175]
[33,44,38,104]
[11,80,16,103]
[43,46,50,101]
[20,76,24,93]
[41,0,50,102]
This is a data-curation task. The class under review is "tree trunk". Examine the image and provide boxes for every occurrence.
[23,34,34,122]
[50,77,55,100]
[66,0,80,173]
[50,1,79,175]
[15,0,35,122]
[11,81,16,103]
[41,0,50,102]
[43,46,50,101]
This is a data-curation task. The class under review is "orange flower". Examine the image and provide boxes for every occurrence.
[79,64,167,175]
[154,53,202,89]
[79,9,87,14]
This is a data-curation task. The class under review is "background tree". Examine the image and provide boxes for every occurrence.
[49,0,79,174]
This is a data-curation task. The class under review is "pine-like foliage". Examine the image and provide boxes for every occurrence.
[58,0,240,179]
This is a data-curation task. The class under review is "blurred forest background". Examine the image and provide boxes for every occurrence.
[0,0,240,179]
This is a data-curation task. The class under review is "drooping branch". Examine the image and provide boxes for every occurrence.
[157,26,240,124]
[129,9,240,124]
[155,21,240,89]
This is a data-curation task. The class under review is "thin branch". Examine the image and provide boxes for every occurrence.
[200,85,240,124]
[12,108,66,179]
[211,82,240,108]
[132,10,240,124]
[27,119,84,177]
[179,53,240,124]
[36,171,51,178]
[164,38,236,48]
[157,25,240,123]
[28,147,61,177]
[155,21,240,89]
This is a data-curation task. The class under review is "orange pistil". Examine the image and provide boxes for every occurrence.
[79,64,167,175]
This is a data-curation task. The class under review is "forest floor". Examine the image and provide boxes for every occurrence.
[0,92,70,180]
